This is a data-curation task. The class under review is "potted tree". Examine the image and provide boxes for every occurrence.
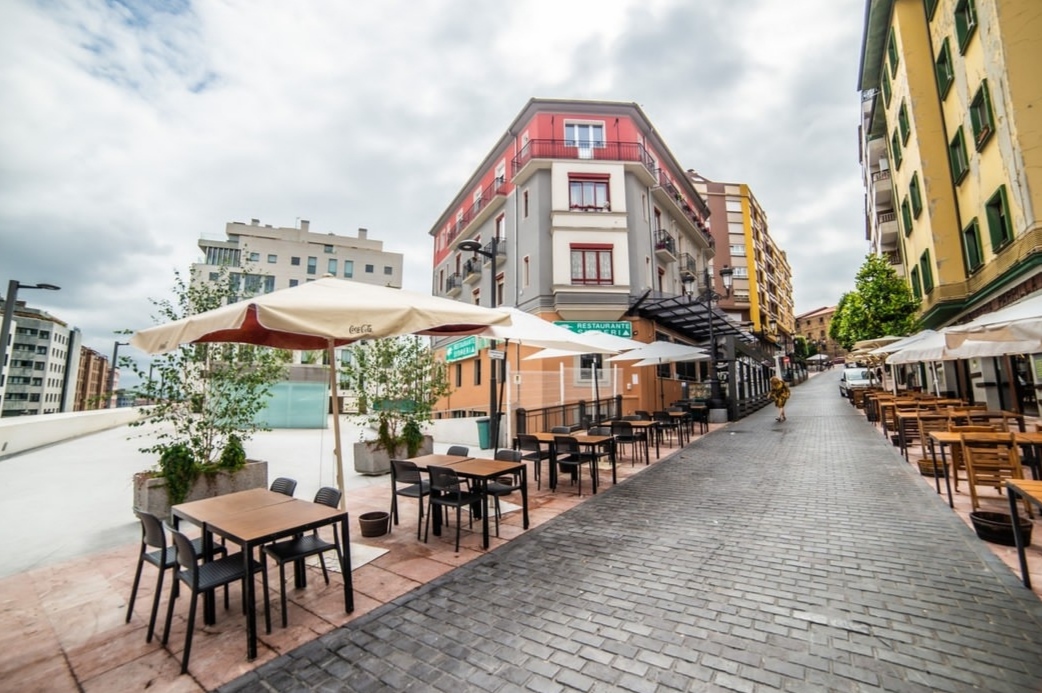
[128,266,289,519]
[341,335,450,474]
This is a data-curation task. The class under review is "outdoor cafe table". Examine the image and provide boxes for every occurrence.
[927,431,1042,509]
[172,488,353,661]
[408,454,529,548]
[1007,479,1042,589]
[527,432,617,488]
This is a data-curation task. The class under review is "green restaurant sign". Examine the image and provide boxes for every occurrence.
[445,336,490,363]
[554,321,633,338]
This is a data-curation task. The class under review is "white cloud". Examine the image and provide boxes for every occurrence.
[0,0,867,365]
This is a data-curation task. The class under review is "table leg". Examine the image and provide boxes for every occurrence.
[938,443,954,509]
[549,445,558,490]
[610,440,617,485]
[244,541,257,660]
[339,516,354,612]
[520,467,529,529]
[201,524,216,625]
[480,479,490,549]
[1008,486,1032,590]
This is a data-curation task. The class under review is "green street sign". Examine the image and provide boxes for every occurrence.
[554,321,633,338]
[445,336,490,363]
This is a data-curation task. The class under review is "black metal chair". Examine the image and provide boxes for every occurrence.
[516,433,551,490]
[611,420,646,465]
[653,411,681,446]
[269,477,298,496]
[424,465,483,552]
[487,449,524,537]
[446,445,470,457]
[262,487,344,628]
[126,509,227,643]
[162,528,270,674]
[553,435,598,496]
[389,458,431,540]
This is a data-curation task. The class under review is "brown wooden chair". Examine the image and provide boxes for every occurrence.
[948,424,999,491]
[960,433,1032,516]
[917,414,951,466]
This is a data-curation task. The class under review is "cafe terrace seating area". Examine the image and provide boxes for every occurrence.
[851,387,1042,590]
[1,411,718,692]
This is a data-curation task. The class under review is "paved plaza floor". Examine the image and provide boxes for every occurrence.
[3,371,1042,691]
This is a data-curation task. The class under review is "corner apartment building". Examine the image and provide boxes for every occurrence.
[0,299,81,417]
[193,219,405,294]
[858,0,1042,328]
[428,98,768,419]
[688,173,795,351]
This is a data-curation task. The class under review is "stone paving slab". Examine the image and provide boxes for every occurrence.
[219,374,1042,692]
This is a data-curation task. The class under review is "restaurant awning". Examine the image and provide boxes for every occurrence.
[625,291,755,344]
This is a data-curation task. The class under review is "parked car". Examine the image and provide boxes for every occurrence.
[839,367,873,398]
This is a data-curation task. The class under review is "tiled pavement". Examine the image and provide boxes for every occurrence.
[217,374,1042,693]
[4,372,1042,692]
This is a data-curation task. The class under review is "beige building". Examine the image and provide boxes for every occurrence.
[74,346,111,411]
[194,219,404,294]
[794,306,846,362]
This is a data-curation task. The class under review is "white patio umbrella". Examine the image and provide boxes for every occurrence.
[607,341,709,408]
[885,329,1038,364]
[130,276,511,507]
[945,291,1042,348]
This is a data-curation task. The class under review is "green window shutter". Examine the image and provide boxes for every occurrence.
[955,0,978,54]
[935,39,953,98]
[901,197,913,235]
[986,186,1012,250]
[910,266,922,300]
[920,249,934,293]
[962,218,983,272]
[949,128,968,183]
[910,173,922,219]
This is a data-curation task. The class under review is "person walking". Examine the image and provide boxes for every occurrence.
[769,375,790,422]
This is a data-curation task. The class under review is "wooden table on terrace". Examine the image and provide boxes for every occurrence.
[172,488,353,661]
[528,432,617,488]
[927,431,1042,508]
[1007,479,1042,589]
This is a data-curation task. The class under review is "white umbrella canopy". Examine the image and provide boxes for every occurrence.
[870,330,939,356]
[477,308,620,353]
[885,329,1039,364]
[945,292,1042,348]
[607,341,707,364]
[130,276,512,507]
[522,330,645,360]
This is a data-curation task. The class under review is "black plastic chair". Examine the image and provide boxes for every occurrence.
[487,449,524,537]
[653,411,681,446]
[269,477,298,496]
[262,487,344,628]
[425,465,483,552]
[162,528,270,674]
[390,458,431,540]
[125,509,227,643]
[553,435,598,496]
[611,421,646,465]
[516,433,551,490]
[446,445,470,457]
[634,410,652,421]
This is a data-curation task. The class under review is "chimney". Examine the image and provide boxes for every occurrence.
[300,219,310,232]
[251,218,260,225]
[358,227,368,239]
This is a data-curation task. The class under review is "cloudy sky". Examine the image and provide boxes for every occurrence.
[1,0,867,366]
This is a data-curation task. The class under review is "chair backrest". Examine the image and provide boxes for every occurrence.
[516,434,542,453]
[446,445,470,456]
[494,448,522,462]
[553,435,580,456]
[949,424,999,433]
[313,486,342,508]
[588,426,612,436]
[960,433,1023,484]
[550,426,572,434]
[170,528,200,577]
[427,465,466,494]
[634,411,652,421]
[391,458,424,484]
[270,477,297,496]
[611,421,634,437]
[135,508,167,551]
[653,411,672,423]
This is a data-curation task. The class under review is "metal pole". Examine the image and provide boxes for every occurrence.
[108,341,128,408]
[488,235,498,451]
[0,280,19,392]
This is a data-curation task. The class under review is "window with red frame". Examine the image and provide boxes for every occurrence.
[570,244,613,285]
[569,175,610,212]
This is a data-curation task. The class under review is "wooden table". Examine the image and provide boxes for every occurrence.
[1007,479,1042,589]
[928,431,1042,508]
[529,432,617,488]
[172,489,352,661]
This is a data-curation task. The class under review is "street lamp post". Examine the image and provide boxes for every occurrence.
[0,280,61,395]
[108,341,129,408]
[458,237,501,450]
[685,266,733,411]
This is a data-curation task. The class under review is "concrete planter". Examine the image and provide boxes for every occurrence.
[132,459,269,523]
[353,435,433,475]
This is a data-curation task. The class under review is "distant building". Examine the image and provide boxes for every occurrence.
[795,306,846,361]
[688,173,795,352]
[0,298,81,417]
[193,219,405,294]
[74,346,112,411]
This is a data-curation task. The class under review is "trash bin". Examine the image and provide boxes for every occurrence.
[476,417,491,449]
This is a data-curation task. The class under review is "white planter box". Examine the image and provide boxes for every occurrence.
[132,460,269,523]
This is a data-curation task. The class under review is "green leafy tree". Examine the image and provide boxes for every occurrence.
[340,335,451,457]
[126,266,289,501]
[829,254,919,350]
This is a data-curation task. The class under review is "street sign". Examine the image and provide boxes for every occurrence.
[553,320,633,338]
[446,337,478,363]
[489,349,505,360]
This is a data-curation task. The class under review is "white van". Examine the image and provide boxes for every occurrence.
[839,368,873,398]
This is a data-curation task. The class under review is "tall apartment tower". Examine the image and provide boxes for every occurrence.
[0,299,81,417]
[428,98,766,417]
[193,219,405,295]
[858,0,1042,327]
[74,346,111,411]
[688,173,795,349]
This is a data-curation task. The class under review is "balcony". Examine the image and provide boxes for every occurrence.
[444,177,510,247]
[877,210,898,245]
[462,258,483,285]
[678,252,698,280]
[872,168,892,206]
[511,139,656,180]
[650,170,714,250]
[445,273,463,297]
[654,229,676,263]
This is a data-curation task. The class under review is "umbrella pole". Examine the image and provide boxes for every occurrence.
[327,341,346,509]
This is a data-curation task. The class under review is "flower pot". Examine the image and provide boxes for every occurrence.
[359,511,390,537]
[969,511,1033,547]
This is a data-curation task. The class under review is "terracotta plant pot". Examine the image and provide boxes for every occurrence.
[969,511,1033,546]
